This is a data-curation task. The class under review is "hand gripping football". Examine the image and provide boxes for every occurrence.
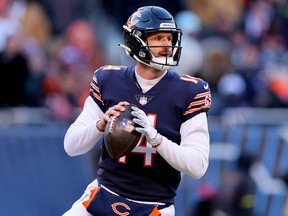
[104,105,142,159]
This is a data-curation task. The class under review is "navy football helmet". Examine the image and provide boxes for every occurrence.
[118,6,182,70]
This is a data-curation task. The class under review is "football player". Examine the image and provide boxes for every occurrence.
[63,6,211,216]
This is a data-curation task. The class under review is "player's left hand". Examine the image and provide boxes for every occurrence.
[131,106,162,147]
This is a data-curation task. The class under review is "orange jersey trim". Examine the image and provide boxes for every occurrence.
[149,206,161,216]
[82,187,100,209]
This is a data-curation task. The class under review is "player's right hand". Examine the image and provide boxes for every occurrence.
[96,101,130,132]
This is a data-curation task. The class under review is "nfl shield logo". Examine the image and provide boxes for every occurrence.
[139,96,148,105]
[120,118,135,133]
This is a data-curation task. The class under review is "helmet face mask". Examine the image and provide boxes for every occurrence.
[140,44,177,70]
[119,6,182,70]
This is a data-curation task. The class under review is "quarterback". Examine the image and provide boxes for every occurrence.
[63,6,211,216]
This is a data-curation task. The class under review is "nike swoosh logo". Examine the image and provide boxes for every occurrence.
[204,83,209,90]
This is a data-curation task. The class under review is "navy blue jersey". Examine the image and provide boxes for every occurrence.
[89,65,211,204]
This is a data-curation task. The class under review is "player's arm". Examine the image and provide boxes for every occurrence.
[64,96,104,156]
[64,96,130,156]
[156,112,209,179]
[132,106,209,179]
[64,67,110,156]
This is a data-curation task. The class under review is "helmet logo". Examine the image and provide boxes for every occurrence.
[160,23,175,28]
[127,12,141,27]
[139,51,146,58]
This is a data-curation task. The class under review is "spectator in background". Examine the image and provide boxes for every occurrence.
[13,0,52,49]
[37,0,87,36]
[217,153,256,216]
[191,183,220,216]
[0,0,21,52]
[231,154,256,216]
[0,34,29,107]
[22,38,47,107]
[229,31,266,107]
[263,64,288,107]
[42,19,106,120]
[174,10,204,76]
[187,0,243,38]
[199,36,233,92]
[217,72,247,108]
[244,0,274,44]
[56,19,106,107]
[0,0,53,108]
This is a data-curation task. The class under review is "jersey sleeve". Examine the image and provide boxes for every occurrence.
[181,75,212,121]
[89,65,127,113]
[89,67,106,112]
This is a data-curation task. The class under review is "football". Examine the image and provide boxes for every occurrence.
[104,105,142,159]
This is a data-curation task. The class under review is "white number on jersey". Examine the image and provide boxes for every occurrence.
[118,115,158,167]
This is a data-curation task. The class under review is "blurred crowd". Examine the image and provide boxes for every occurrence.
[1,0,288,119]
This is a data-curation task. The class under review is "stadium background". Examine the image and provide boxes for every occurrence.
[0,0,288,215]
